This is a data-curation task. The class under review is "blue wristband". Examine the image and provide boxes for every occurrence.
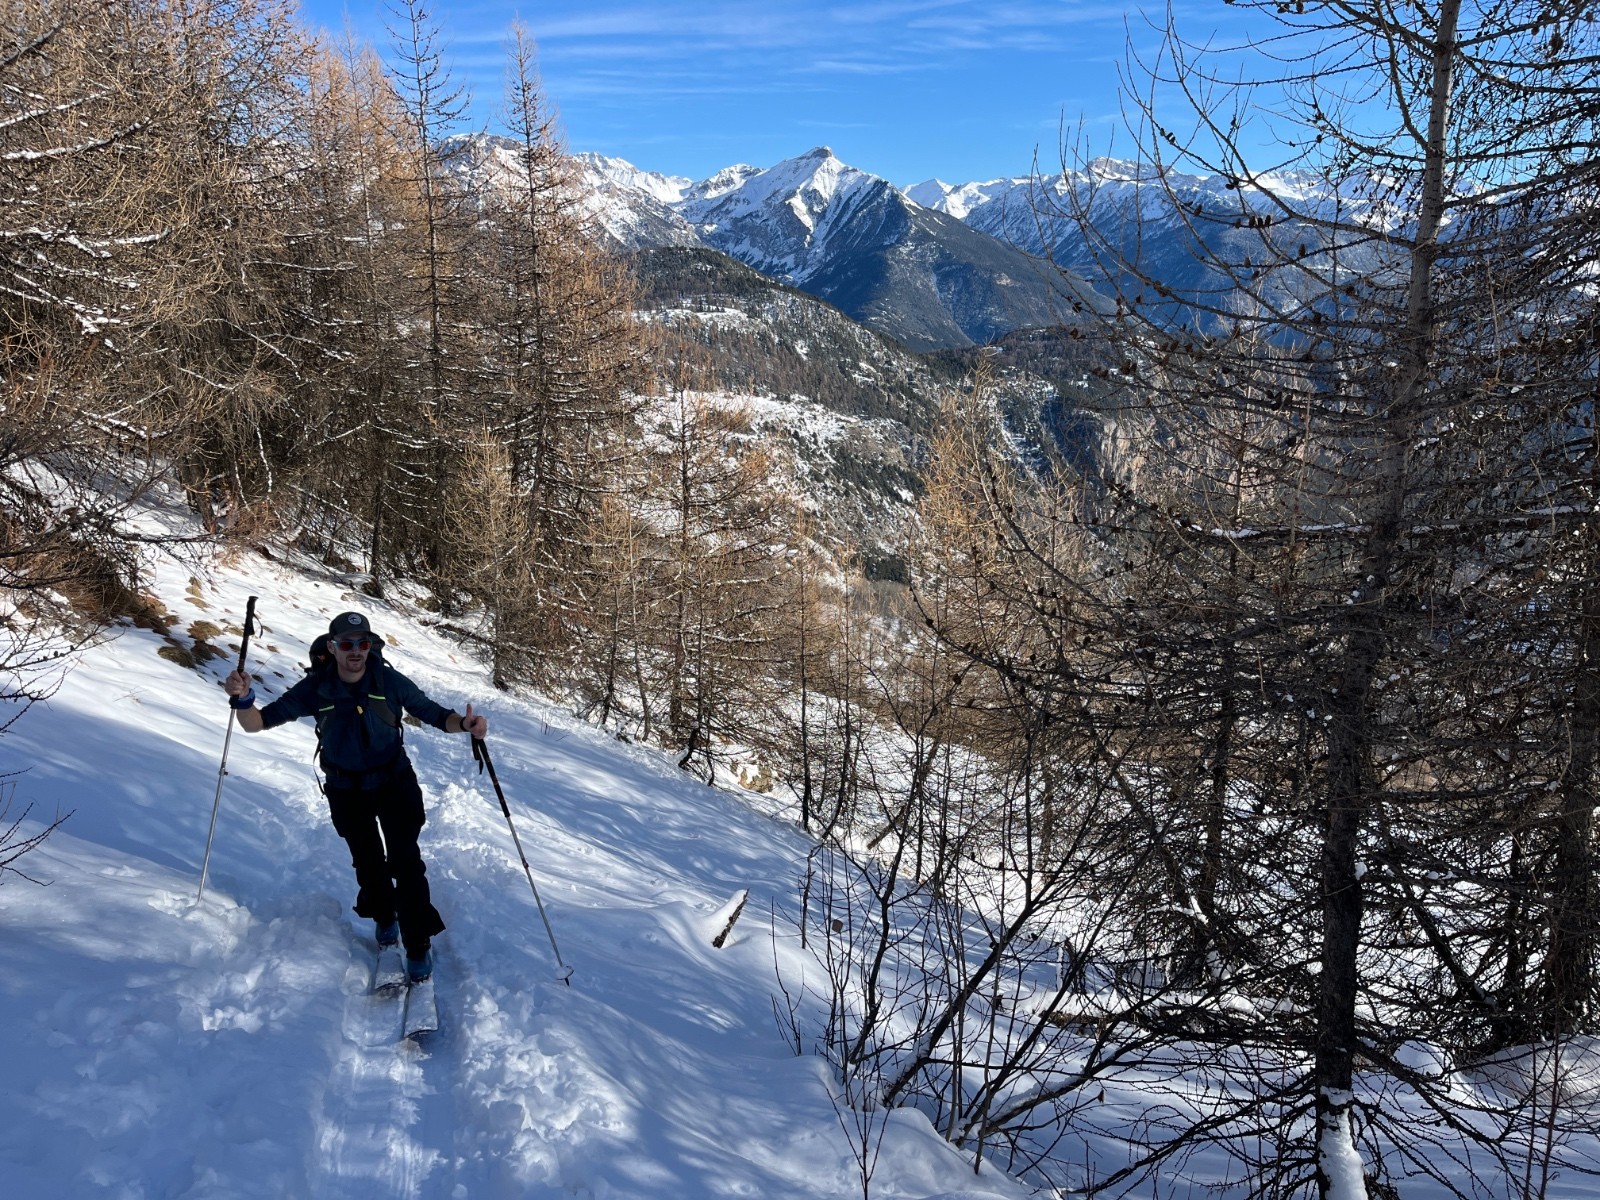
[229,687,256,710]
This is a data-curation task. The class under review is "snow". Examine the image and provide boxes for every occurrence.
[0,516,1026,1200]
[645,303,759,333]
[672,147,887,284]
[682,163,765,205]
[572,151,693,206]
[902,178,1017,220]
[693,148,857,218]
[1317,1091,1367,1200]
[9,494,1600,1198]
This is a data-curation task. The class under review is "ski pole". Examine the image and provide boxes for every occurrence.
[197,595,259,905]
[473,736,573,984]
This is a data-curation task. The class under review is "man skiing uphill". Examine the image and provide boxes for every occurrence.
[223,611,487,983]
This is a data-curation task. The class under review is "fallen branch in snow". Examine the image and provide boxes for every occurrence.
[711,889,749,949]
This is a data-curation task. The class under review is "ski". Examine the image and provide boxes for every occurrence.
[373,941,407,994]
[402,974,438,1040]
[368,940,435,1042]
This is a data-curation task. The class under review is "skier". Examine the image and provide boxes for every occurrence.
[223,611,487,982]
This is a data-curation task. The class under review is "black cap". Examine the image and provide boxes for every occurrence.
[329,611,373,639]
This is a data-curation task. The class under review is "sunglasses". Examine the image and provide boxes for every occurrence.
[335,637,371,652]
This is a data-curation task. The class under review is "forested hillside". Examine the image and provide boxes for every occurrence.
[5,2,1600,1199]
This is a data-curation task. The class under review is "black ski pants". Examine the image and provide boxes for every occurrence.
[323,754,445,957]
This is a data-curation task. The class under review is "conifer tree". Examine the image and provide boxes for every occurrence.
[478,22,646,668]
[1020,1,1600,1194]
[379,0,476,582]
[878,2,1600,1194]
[640,370,796,776]
[291,36,420,578]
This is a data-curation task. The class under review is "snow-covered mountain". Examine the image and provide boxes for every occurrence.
[446,138,703,249]
[570,151,703,248]
[906,158,1380,257]
[907,159,1394,320]
[680,161,766,206]
[574,151,693,206]
[442,137,1095,572]
[902,177,1020,221]
[576,145,1102,351]
[456,137,1396,346]
[674,146,882,282]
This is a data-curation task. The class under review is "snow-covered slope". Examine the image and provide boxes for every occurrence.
[573,151,693,206]
[902,178,1019,221]
[570,150,704,248]
[0,500,1026,1200]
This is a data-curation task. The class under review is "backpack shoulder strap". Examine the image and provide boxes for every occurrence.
[362,656,403,732]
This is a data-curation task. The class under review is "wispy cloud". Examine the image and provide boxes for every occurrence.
[299,0,1169,182]
[464,1,1129,75]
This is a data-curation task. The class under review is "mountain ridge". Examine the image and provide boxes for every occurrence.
[565,142,1100,352]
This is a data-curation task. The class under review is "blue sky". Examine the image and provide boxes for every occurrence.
[295,1,1277,187]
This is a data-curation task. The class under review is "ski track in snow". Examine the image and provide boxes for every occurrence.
[0,527,1025,1200]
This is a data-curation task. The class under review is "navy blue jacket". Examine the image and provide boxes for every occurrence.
[259,656,454,775]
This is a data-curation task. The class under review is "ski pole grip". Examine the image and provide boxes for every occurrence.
[236,595,258,670]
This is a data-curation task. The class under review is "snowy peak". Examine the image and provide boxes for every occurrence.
[667,147,1093,349]
[907,157,1402,329]
[462,135,1373,348]
[677,146,886,270]
[901,178,948,208]
[681,147,871,218]
[573,151,693,205]
[565,147,704,249]
[903,176,1024,220]
[683,162,764,204]
[436,135,702,250]
[747,146,860,214]
[912,157,1383,241]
